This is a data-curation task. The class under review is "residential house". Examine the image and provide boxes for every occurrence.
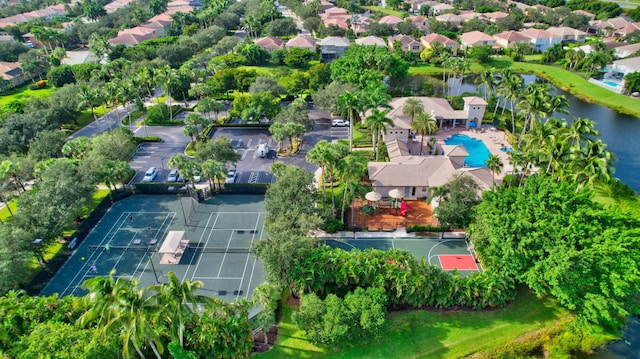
[431,3,454,16]
[0,33,15,43]
[355,35,387,47]
[483,11,509,24]
[614,43,640,59]
[319,36,351,61]
[388,34,423,53]
[609,56,640,78]
[420,33,459,55]
[531,4,551,13]
[285,35,317,51]
[493,31,531,49]
[508,1,531,12]
[406,0,438,13]
[614,22,640,37]
[572,9,596,21]
[0,61,26,86]
[519,28,561,52]
[322,6,348,17]
[459,31,496,50]
[142,13,173,37]
[589,17,633,36]
[546,26,588,42]
[378,15,404,29]
[108,26,156,46]
[105,0,134,14]
[435,13,463,27]
[407,15,429,31]
[459,11,482,23]
[323,16,349,30]
[255,36,285,52]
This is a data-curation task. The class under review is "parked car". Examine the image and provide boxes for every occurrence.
[332,119,349,127]
[166,169,180,182]
[193,170,201,183]
[142,167,158,182]
[226,169,237,183]
[257,143,270,158]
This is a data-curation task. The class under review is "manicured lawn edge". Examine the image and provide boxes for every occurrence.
[255,287,571,358]
[409,58,640,118]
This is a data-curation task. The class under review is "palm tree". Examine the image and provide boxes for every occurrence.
[402,98,424,123]
[168,155,190,184]
[365,109,393,161]
[150,271,209,348]
[337,91,361,151]
[78,273,164,358]
[306,140,332,207]
[200,159,226,193]
[411,112,438,156]
[565,117,598,151]
[475,68,497,100]
[485,155,504,188]
[252,282,281,345]
[77,85,100,122]
[570,139,614,187]
[157,65,179,121]
[337,154,367,224]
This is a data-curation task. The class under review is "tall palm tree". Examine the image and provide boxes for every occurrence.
[402,97,424,123]
[411,112,438,156]
[306,140,332,207]
[485,154,503,188]
[157,65,179,121]
[337,91,361,151]
[565,117,598,151]
[365,109,393,161]
[150,272,209,348]
[168,155,191,185]
[78,85,99,122]
[475,68,497,100]
[337,154,367,224]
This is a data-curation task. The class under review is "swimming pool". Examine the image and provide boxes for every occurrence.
[603,81,620,88]
[444,134,491,167]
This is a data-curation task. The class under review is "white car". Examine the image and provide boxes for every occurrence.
[226,169,237,183]
[142,167,157,182]
[332,119,349,127]
[193,170,201,183]
[166,169,179,182]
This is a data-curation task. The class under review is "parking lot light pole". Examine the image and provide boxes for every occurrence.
[160,157,165,174]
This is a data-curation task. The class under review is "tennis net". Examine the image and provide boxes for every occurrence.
[189,243,252,253]
[89,245,156,251]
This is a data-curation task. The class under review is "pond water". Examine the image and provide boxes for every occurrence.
[441,74,640,194]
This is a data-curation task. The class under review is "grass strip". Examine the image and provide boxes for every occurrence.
[255,286,568,359]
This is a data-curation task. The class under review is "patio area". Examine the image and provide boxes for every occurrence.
[351,198,438,231]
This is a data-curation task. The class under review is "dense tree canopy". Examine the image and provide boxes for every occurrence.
[330,45,409,88]
[469,175,640,328]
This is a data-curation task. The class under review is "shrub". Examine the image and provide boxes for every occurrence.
[31,80,47,90]
[322,219,344,233]
[144,104,183,125]
[407,224,450,233]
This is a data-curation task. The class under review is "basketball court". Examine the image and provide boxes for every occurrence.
[323,236,481,275]
[40,194,266,304]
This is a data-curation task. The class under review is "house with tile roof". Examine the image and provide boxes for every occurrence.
[546,26,589,42]
[323,16,349,30]
[483,11,509,24]
[493,31,532,49]
[459,11,482,23]
[519,28,561,52]
[285,35,317,51]
[367,142,493,199]
[319,36,351,61]
[378,15,404,28]
[407,15,429,31]
[614,22,640,38]
[459,31,496,49]
[388,34,423,53]
[255,36,285,52]
[109,26,157,46]
[431,3,454,15]
[420,33,459,55]
[142,13,173,37]
[609,56,640,79]
[435,13,463,26]
[572,9,595,21]
[355,35,387,47]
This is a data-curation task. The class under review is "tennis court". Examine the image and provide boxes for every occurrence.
[40,194,266,304]
[323,235,482,275]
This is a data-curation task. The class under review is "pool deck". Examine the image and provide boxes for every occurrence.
[433,127,514,182]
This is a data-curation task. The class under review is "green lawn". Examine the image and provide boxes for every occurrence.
[0,83,56,107]
[361,5,404,17]
[0,199,17,222]
[255,287,568,358]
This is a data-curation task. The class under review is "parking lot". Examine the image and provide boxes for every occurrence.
[128,108,350,184]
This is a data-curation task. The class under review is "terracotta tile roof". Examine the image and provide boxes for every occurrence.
[493,30,530,42]
[520,28,561,40]
[460,30,496,45]
[378,15,403,25]
[420,33,457,47]
[255,36,284,49]
[285,35,317,49]
[355,35,387,47]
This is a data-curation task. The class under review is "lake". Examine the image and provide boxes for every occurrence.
[443,74,640,194]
